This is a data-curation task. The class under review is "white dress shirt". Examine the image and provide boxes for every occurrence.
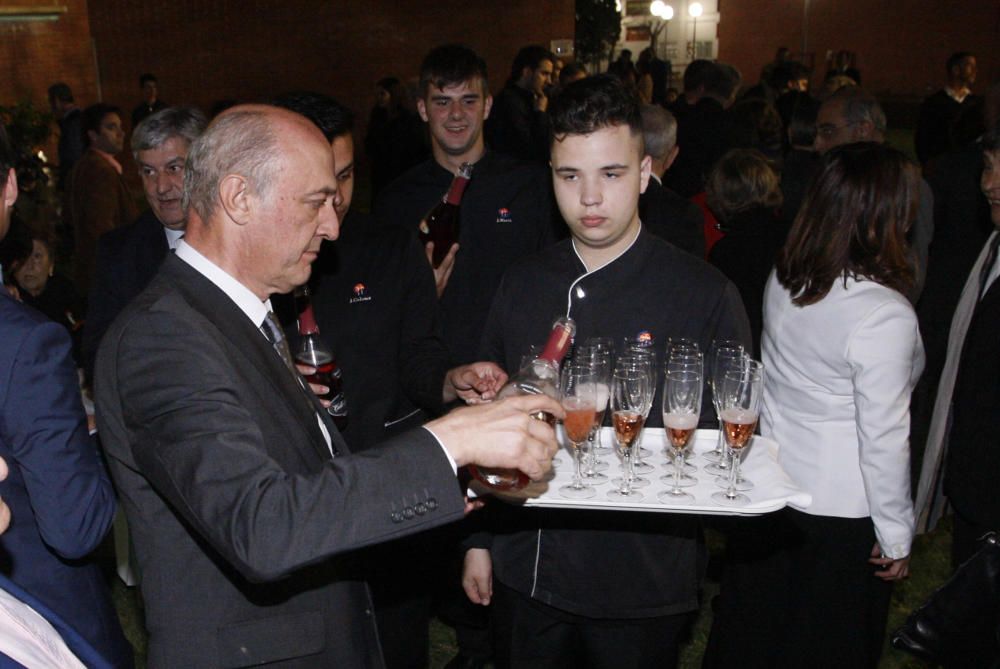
[174,241,333,452]
[173,241,458,472]
[760,272,924,558]
[0,586,86,669]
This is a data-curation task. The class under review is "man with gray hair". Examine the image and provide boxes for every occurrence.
[94,104,561,667]
[82,106,207,380]
[638,104,705,256]
[815,87,934,301]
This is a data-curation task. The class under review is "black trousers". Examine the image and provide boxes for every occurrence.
[491,581,692,669]
[704,509,892,669]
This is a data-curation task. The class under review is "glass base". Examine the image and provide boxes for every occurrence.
[658,489,695,505]
[612,476,650,489]
[704,461,731,477]
[581,470,609,483]
[633,461,654,474]
[664,458,697,475]
[702,448,724,463]
[586,458,610,472]
[712,490,750,506]
[714,475,754,491]
[637,446,652,458]
[660,472,697,488]
[559,483,596,499]
[607,488,643,501]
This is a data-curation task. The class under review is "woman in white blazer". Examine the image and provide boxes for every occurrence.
[704,142,924,669]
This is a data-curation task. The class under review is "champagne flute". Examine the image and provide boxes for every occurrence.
[618,349,656,474]
[711,360,764,507]
[664,348,702,476]
[559,364,598,499]
[704,341,745,470]
[659,368,702,504]
[607,361,651,501]
[577,338,614,459]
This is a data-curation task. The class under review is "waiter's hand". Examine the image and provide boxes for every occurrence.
[427,394,563,481]
[443,362,509,404]
[294,363,332,409]
[424,240,459,298]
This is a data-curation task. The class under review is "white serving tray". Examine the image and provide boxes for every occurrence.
[485,428,812,517]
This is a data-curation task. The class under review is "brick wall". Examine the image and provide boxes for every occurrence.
[86,0,575,173]
[717,0,998,101]
[0,0,99,160]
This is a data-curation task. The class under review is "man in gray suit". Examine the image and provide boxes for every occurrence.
[95,104,560,668]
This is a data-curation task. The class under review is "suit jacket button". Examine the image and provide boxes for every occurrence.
[403,506,415,519]
[426,497,438,510]
[391,511,403,523]
[415,503,427,515]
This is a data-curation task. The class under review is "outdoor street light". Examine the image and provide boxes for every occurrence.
[650,0,674,19]
[688,2,703,59]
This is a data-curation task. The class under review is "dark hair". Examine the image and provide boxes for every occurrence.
[271,92,354,142]
[559,62,588,87]
[47,82,73,104]
[785,93,820,147]
[550,74,643,145]
[706,149,782,223]
[682,59,716,93]
[704,63,741,102]
[776,142,918,305]
[81,103,122,146]
[510,45,555,82]
[946,52,975,74]
[419,44,489,97]
[0,124,14,187]
[139,73,157,87]
[770,61,810,91]
[982,120,1000,152]
[725,98,783,156]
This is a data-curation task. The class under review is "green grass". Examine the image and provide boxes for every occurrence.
[111,515,954,668]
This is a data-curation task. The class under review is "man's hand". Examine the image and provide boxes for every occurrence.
[424,240,459,298]
[534,91,548,113]
[869,542,910,581]
[426,394,563,481]
[0,457,10,535]
[294,363,331,408]
[443,362,509,404]
[462,548,493,605]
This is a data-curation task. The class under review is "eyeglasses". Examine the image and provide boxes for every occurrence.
[816,121,858,139]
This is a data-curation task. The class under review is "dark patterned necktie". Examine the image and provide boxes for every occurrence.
[261,311,299,378]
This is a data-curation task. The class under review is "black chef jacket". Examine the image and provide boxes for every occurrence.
[477,229,751,619]
[374,151,557,366]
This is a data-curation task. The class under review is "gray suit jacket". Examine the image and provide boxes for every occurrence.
[95,255,464,668]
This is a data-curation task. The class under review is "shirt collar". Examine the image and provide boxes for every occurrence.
[945,85,970,103]
[163,227,184,250]
[174,240,272,328]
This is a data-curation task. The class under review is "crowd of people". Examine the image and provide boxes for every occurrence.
[0,38,996,669]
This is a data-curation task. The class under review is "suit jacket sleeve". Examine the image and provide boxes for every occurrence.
[108,304,465,583]
[847,299,921,558]
[2,320,115,559]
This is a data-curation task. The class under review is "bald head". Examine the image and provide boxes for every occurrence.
[181,104,340,299]
[183,105,327,223]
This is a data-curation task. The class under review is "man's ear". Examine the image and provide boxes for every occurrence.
[86,130,98,147]
[416,98,429,123]
[2,168,17,209]
[639,154,652,194]
[218,174,252,226]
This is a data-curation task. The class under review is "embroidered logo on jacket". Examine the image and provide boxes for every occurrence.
[350,282,372,304]
[496,207,513,224]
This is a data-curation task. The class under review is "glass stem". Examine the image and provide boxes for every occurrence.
[572,444,584,489]
[620,453,632,495]
[726,446,739,499]
[584,430,596,475]
[672,449,683,493]
[715,417,725,455]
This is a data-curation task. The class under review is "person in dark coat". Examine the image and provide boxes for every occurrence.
[706,148,787,356]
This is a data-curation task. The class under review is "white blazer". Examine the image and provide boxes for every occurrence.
[760,272,924,558]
